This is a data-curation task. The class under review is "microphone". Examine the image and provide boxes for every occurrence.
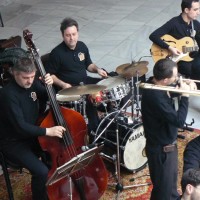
[81,142,104,152]
[81,143,97,152]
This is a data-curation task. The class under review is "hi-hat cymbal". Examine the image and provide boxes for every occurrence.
[58,84,107,96]
[116,61,148,79]
[56,94,81,102]
[97,76,126,89]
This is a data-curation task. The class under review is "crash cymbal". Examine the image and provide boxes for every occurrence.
[97,76,126,89]
[58,84,107,96]
[56,94,81,102]
[116,61,148,79]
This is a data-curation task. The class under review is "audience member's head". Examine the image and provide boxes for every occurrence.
[181,168,200,199]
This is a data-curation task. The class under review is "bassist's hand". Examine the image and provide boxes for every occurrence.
[44,73,53,85]
[46,126,66,138]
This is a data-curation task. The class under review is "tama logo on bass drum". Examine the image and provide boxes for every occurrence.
[128,130,144,143]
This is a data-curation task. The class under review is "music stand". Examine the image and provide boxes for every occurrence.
[46,145,104,186]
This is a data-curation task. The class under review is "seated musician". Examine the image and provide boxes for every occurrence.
[0,57,65,200]
[149,0,200,78]
[45,17,107,133]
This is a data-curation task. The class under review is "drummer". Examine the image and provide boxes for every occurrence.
[45,17,107,133]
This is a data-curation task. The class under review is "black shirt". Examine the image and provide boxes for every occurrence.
[46,41,93,86]
[141,77,189,146]
[0,79,47,143]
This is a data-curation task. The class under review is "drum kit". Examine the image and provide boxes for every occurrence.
[57,61,149,190]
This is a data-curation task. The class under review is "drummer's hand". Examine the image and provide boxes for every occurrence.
[46,126,66,138]
[97,68,108,78]
[44,73,53,85]
[61,83,72,89]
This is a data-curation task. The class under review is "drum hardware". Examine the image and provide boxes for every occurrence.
[82,94,88,125]
[100,115,149,199]
[183,119,194,132]
[115,61,148,122]
[93,95,134,143]
[130,76,142,122]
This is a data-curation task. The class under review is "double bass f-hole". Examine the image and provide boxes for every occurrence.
[23,29,108,200]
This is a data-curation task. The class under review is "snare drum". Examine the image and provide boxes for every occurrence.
[103,82,130,101]
[97,76,130,102]
[95,111,147,171]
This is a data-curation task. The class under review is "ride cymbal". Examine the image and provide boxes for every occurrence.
[116,61,148,79]
[58,84,107,96]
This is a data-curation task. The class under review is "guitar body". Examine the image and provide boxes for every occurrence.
[150,34,197,63]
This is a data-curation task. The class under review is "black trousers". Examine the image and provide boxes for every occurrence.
[2,139,49,200]
[145,143,179,200]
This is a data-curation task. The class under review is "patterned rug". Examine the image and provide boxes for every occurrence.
[0,129,199,200]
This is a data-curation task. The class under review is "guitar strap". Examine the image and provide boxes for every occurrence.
[191,20,197,43]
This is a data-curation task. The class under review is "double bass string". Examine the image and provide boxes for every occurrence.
[36,57,77,159]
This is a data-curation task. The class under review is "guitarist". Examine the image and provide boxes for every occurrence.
[149,0,200,78]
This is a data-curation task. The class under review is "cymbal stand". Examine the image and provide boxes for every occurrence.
[130,76,135,122]
[130,72,141,122]
[135,72,142,118]
[106,115,150,200]
[82,95,88,125]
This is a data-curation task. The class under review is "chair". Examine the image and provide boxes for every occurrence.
[0,151,22,200]
[41,53,50,67]
[0,35,22,49]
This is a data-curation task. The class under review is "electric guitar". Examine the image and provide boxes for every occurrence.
[150,34,199,63]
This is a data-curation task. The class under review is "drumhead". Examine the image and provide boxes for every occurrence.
[123,124,147,171]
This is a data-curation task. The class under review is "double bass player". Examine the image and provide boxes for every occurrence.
[0,57,65,200]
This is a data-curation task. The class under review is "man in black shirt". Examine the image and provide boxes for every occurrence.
[0,57,65,200]
[46,17,108,133]
[141,58,196,200]
[149,0,200,78]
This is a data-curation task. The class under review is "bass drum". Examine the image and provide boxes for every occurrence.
[95,111,147,172]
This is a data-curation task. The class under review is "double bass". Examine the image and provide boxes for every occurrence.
[23,30,108,200]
